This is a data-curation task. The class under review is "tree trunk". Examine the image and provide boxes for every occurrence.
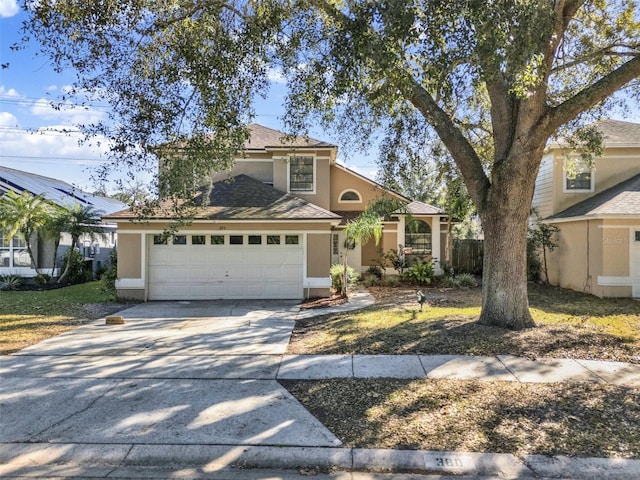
[57,236,77,284]
[478,197,535,329]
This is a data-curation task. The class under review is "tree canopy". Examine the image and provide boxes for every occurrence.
[23,0,640,329]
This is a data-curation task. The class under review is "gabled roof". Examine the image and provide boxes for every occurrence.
[406,200,445,215]
[549,119,640,149]
[596,119,640,147]
[244,124,336,150]
[107,174,341,221]
[0,166,126,216]
[549,173,640,220]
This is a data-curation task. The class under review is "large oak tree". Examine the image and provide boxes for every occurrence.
[23,0,640,329]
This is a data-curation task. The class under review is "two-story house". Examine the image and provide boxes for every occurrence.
[532,119,640,298]
[107,124,447,301]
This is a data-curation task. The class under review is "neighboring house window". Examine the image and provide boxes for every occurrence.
[405,220,432,255]
[564,158,594,192]
[0,232,29,268]
[339,190,361,202]
[289,156,315,192]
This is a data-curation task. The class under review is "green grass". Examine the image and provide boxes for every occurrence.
[0,282,126,355]
[288,283,640,362]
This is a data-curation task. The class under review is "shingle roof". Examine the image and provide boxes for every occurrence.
[0,166,126,216]
[107,175,342,221]
[549,173,640,219]
[244,124,335,150]
[596,119,640,146]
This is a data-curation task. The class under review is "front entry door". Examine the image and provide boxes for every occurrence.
[331,231,362,273]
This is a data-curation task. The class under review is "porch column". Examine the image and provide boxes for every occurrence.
[432,217,442,274]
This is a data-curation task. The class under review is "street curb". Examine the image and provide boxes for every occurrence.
[2,443,639,479]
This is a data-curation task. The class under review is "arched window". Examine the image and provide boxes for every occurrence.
[405,220,432,255]
[339,190,361,202]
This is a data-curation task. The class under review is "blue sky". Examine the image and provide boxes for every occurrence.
[1,2,638,194]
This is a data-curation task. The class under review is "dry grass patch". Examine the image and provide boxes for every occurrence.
[282,378,640,459]
[0,282,128,355]
[287,284,640,362]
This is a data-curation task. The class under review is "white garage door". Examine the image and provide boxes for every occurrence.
[148,233,303,300]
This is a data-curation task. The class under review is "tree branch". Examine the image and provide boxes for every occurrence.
[544,54,640,135]
[408,80,491,211]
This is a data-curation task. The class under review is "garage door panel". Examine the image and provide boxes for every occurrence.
[148,234,303,300]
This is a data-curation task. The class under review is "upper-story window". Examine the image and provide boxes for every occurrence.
[339,190,361,203]
[289,156,315,192]
[564,158,594,192]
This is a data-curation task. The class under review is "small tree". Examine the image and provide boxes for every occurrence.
[529,216,560,285]
[0,191,52,272]
[57,204,105,284]
[341,209,383,298]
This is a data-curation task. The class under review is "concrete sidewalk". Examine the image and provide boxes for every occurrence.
[1,290,639,479]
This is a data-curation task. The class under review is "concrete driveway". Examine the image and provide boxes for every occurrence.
[0,301,341,456]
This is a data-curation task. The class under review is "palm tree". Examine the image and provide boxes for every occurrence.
[57,204,105,284]
[41,207,71,277]
[339,197,413,298]
[0,190,52,272]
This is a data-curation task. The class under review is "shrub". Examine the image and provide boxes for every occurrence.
[34,273,51,285]
[363,275,381,287]
[330,263,359,293]
[403,258,434,285]
[527,236,542,281]
[382,275,401,287]
[438,276,459,288]
[101,249,118,293]
[366,265,382,279]
[61,248,90,284]
[0,274,23,291]
[383,249,408,275]
[456,273,477,288]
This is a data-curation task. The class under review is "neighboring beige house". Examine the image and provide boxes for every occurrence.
[532,119,640,298]
[107,124,447,301]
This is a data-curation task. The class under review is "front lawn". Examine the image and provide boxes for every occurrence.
[287,283,640,363]
[0,282,128,355]
[282,378,640,459]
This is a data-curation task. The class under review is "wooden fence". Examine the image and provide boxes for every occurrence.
[451,239,483,274]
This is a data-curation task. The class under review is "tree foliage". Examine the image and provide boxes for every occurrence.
[23,0,640,328]
[0,190,52,271]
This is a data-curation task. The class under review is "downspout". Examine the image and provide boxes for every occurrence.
[584,220,592,294]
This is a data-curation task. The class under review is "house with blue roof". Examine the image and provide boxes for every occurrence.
[0,166,127,279]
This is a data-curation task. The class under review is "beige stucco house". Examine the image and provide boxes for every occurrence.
[107,124,447,301]
[532,119,640,298]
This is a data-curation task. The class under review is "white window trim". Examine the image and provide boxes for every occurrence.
[287,155,317,194]
[338,189,362,203]
[562,157,595,193]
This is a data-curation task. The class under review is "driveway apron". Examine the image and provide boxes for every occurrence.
[0,301,341,448]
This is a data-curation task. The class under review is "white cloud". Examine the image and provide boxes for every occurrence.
[0,85,20,97]
[0,0,19,18]
[30,97,105,125]
[266,67,286,84]
[0,111,18,127]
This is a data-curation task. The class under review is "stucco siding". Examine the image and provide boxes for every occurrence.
[330,165,400,211]
[211,160,274,184]
[307,233,331,277]
[546,221,591,294]
[117,233,142,279]
[553,148,640,214]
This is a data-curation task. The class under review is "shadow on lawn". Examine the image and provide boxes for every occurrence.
[290,301,639,362]
[281,378,640,458]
